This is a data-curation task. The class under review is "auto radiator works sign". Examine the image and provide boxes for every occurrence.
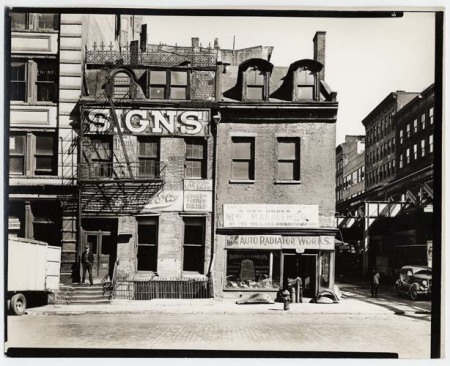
[85,109,210,136]
[226,235,334,251]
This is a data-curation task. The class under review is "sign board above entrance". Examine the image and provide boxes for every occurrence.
[223,204,319,228]
[226,235,334,251]
[85,109,210,136]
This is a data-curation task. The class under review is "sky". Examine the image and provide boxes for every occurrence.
[143,11,436,145]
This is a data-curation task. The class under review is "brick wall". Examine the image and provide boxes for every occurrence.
[191,71,215,100]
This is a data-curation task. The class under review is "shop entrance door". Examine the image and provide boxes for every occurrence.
[83,230,112,279]
[282,253,318,298]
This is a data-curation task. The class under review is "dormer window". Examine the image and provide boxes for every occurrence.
[245,68,267,101]
[295,68,315,100]
[149,70,189,100]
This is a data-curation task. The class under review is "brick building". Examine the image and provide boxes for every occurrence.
[214,32,339,299]
[336,135,365,204]
[7,12,339,300]
[336,84,435,280]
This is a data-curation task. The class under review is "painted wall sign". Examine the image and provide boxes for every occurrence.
[184,179,213,191]
[8,217,21,230]
[223,204,319,228]
[184,191,212,212]
[142,190,183,212]
[226,235,334,250]
[85,109,210,136]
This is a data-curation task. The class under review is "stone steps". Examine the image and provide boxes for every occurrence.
[55,283,112,305]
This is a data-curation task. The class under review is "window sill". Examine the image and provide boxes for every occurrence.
[10,101,57,107]
[229,179,255,184]
[275,180,302,185]
[12,29,59,34]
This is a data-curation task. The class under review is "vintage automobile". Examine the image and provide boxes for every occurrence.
[394,265,432,300]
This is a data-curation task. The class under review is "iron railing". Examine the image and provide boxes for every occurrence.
[78,161,166,182]
[113,277,213,300]
[85,42,218,68]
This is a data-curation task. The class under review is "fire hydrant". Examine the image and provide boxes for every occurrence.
[281,289,291,310]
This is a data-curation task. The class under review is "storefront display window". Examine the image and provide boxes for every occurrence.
[226,250,280,289]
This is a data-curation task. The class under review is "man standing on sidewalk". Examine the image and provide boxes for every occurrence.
[82,244,94,286]
[370,269,380,298]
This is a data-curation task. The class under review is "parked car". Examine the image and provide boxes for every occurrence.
[394,265,432,300]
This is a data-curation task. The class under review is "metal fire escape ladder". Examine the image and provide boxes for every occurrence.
[105,75,135,180]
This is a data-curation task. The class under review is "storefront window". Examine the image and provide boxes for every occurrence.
[225,250,280,289]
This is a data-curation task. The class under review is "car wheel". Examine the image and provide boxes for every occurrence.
[409,285,419,301]
[10,293,26,315]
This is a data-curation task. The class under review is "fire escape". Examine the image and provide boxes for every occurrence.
[78,72,166,215]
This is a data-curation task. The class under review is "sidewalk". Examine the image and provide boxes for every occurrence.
[24,286,394,316]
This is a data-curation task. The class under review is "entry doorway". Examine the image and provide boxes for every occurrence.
[83,230,112,279]
[282,253,318,298]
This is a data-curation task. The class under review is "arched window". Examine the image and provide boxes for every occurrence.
[113,72,131,99]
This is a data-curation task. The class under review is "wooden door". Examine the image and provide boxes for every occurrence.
[84,230,111,279]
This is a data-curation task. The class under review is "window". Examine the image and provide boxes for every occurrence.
[138,138,159,178]
[245,68,266,101]
[10,62,27,102]
[149,70,189,100]
[296,69,315,100]
[36,60,58,102]
[9,132,57,176]
[10,59,58,103]
[406,148,410,164]
[9,134,26,175]
[10,13,59,31]
[429,107,434,125]
[429,135,433,153]
[421,113,426,130]
[399,154,403,168]
[277,138,300,181]
[413,119,418,133]
[361,166,365,181]
[183,217,205,273]
[413,144,417,160]
[113,72,131,99]
[90,137,113,178]
[232,137,254,181]
[185,138,206,179]
[421,139,426,157]
[137,218,158,271]
[406,124,411,137]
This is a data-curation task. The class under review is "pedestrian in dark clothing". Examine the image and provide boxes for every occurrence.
[370,269,380,298]
[81,244,95,286]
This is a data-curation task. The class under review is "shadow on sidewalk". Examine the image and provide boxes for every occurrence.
[337,282,431,318]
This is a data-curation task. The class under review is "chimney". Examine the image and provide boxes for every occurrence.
[313,31,326,81]
[214,38,219,49]
[192,37,199,48]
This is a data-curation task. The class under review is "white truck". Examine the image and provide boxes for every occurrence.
[7,236,61,315]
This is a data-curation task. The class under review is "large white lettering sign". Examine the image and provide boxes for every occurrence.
[86,109,210,136]
[226,235,334,250]
[223,204,319,228]
[142,190,183,212]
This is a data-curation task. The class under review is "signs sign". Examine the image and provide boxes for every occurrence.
[226,235,334,251]
[86,109,210,136]
[223,204,319,228]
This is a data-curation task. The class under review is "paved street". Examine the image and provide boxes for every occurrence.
[5,284,432,358]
